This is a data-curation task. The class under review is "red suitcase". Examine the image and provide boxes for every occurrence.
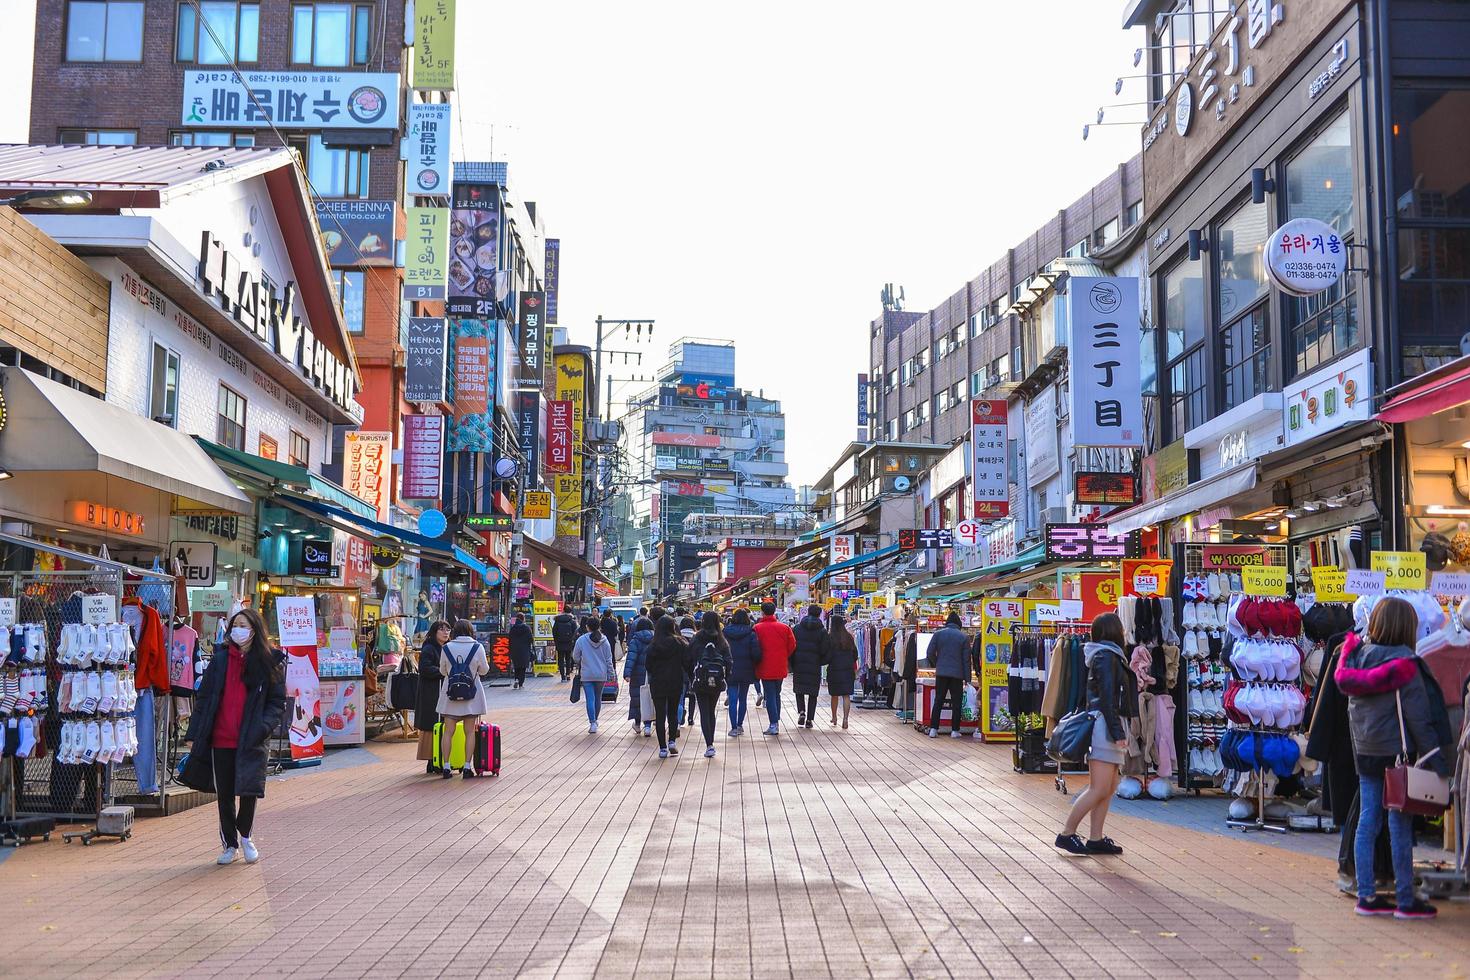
[473,722,501,776]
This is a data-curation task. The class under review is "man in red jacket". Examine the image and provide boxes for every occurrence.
[752,601,796,735]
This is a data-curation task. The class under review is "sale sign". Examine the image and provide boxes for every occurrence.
[1122,558,1172,597]
[978,598,1023,742]
[1370,551,1427,590]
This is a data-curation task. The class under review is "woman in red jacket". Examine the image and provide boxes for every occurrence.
[752,601,796,735]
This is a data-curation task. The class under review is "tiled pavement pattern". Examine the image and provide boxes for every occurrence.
[2,680,1468,979]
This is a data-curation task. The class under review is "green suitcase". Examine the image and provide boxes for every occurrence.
[433,721,467,771]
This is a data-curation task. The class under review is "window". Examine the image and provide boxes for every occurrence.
[902,409,916,432]
[289,135,371,198]
[59,128,136,145]
[990,353,1010,384]
[916,400,930,424]
[170,130,256,147]
[1215,200,1271,412]
[1220,307,1270,411]
[1284,112,1359,378]
[65,1,143,62]
[900,359,914,384]
[1011,283,1024,305]
[949,325,964,351]
[333,270,365,333]
[289,430,310,468]
[1094,218,1119,250]
[968,313,980,338]
[1125,199,1143,228]
[1162,259,1206,440]
[176,2,258,63]
[915,347,929,373]
[149,343,180,427]
[937,389,950,414]
[885,369,897,392]
[291,3,372,67]
[951,380,964,406]
[217,385,247,451]
[886,419,899,440]
[1065,237,1090,259]
[971,371,984,396]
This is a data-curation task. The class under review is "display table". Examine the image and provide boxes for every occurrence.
[914,676,979,734]
[319,676,366,746]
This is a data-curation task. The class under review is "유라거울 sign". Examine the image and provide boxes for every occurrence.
[1265,218,1347,297]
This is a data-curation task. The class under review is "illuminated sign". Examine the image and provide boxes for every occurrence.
[464,513,514,530]
[1074,471,1141,505]
[898,529,953,550]
[68,500,147,537]
[1043,523,1140,561]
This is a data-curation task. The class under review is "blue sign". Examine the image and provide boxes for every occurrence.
[681,372,735,390]
[418,508,447,539]
[857,372,870,425]
[483,565,504,587]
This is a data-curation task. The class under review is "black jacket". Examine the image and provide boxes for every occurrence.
[826,632,858,694]
[182,644,288,798]
[724,623,760,686]
[645,634,690,699]
[551,613,578,652]
[1084,641,1137,744]
[508,622,534,667]
[789,617,829,695]
[600,615,621,652]
[688,629,732,692]
[416,637,444,729]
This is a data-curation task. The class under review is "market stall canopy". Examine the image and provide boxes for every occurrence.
[909,543,1046,599]
[522,534,615,586]
[1376,360,1470,423]
[1105,463,1257,537]
[274,493,488,579]
[811,543,901,583]
[0,366,251,515]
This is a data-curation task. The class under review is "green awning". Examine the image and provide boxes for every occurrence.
[193,437,376,520]
[905,543,1047,599]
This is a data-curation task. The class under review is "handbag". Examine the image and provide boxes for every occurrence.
[1384,689,1451,816]
[1045,708,1095,764]
[388,659,419,710]
[570,671,582,703]
[639,682,654,721]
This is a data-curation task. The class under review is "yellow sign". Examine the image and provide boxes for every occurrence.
[1371,550,1427,590]
[632,559,644,593]
[1242,565,1289,596]
[404,207,447,295]
[1311,567,1353,602]
[522,491,552,520]
[978,599,1024,742]
[554,351,588,538]
[872,595,888,609]
[532,600,561,616]
[534,616,553,641]
[413,0,456,91]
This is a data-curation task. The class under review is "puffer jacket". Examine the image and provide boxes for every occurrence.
[645,635,689,699]
[1085,641,1137,744]
[623,618,654,685]
[789,616,829,695]
[1337,641,1452,775]
[926,626,972,681]
[724,623,760,686]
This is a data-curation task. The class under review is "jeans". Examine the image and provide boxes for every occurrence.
[135,689,158,794]
[696,689,720,747]
[762,679,783,726]
[512,660,528,687]
[212,747,256,849]
[728,683,749,729]
[652,694,681,748]
[582,682,602,723]
[1355,772,1416,906]
[931,676,965,733]
[795,692,817,723]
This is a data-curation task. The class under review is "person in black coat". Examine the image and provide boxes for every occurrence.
[508,614,534,689]
[416,621,451,772]
[825,614,858,729]
[181,607,287,865]
[723,609,760,736]
[1055,613,1135,857]
[644,617,689,756]
[789,605,829,729]
[688,612,733,757]
[600,610,622,661]
[551,612,578,681]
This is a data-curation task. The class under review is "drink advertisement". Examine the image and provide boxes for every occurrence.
[276,597,324,763]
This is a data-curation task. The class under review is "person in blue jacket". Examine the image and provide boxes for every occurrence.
[723,609,760,736]
[623,608,659,737]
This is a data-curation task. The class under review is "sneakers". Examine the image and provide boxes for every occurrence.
[729,726,742,737]
[658,747,669,759]
[1054,833,1089,856]
[667,742,679,756]
[1355,896,1395,917]
[928,728,938,739]
[763,725,778,735]
[241,837,259,864]
[632,719,641,733]
[589,721,598,734]
[950,730,963,739]
[704,746,716,758]
[217,847,238,865]
[797,714,807,727]
[643,724,652,737]
[1396,900,1438,920]
[1085,837,1124,855]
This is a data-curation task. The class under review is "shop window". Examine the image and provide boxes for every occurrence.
[1220,307,1270,411]
[148,343,179,427]
[291,2,372,67]
[1392,86,1470,222]
[289,430,310,468]
[1397,227,1470,377]
[333,270,365,333]
[59,128,136,145]
[1125,199,1143,228]
[169,130,255,147]
[1285,112,1359,378]
[217,384,247,451]
[65,0,143,62]
[288,135,371,198]
[176,2,259,64]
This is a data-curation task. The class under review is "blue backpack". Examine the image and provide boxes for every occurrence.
[445,642,478,701]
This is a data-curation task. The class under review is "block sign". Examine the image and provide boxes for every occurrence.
[898,529,954,550]
[1311,567,1352,602]
[1370,551,1426,591]
[275,596,318,648]
[82,594,117,625]
[1344,568,1386,597]
[1073,471,1141,505]
[0,597,15,628]
[1242,565,1288,597]
[1431,571,1470,596]
[1043,523,1140,561]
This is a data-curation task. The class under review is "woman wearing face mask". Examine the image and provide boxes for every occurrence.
[415,621,452,774]
[182,607,288,866]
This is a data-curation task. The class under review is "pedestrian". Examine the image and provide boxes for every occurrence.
[645,615,689,757]
[415,620,451,773]
[926,612,972,738]
[677,616,698,721]
[689,612,732,758]
[507,613,533,689]
[437,620,490,780]
[181,607,287,865]
[551,610,578,681]
[1338,596,1451,919]
[1055,612,1137,856]
[723,609,760,736]
[601,608,621,663]
[790,604,829,729]
[624,612,655,736]
[753,601,796,735]
[825,614,858,729]
[573,616,614,734]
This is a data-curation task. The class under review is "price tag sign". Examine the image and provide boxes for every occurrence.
[0,597,15,628]
[1371,551,1427,590]
[1431,571,1470,596]
[82,594,116,625]
[275,596,319,648]
[1134,574,1159,596]
[1242,565,1288,596]
[1311,567,1353,602]
[1345,568,1387,596]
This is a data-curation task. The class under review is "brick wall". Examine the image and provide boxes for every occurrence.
[0,208,110,390]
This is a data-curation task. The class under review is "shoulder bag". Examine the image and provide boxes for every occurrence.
[1045,708,1095,765]
[1384,688,1451,816]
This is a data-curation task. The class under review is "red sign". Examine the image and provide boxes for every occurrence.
[652,431,721,448]
[486,632,512,677]
[1078,572,1120,622]
[283,645,324,762]
[341,536,373,589]
[546,399,574,474]
[1074,471,1140,505]
[970,399,1010,518]
[1201,545,1271,570]
[1122,558,1173,597]
[402,415,444,499]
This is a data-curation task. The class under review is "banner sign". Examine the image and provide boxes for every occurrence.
[283,643,323,761]
[544,239,560,323]
[406,103,451,195]
[516,390,540,477]
[184,70,399,130]
[523,491,552,520]
[857,373,870,426]
[970,399,1009,518]
[830,534,856,564]
[1068,277,1142,447]
[1074,471,1141,506]
[447,183,499,317]
[343,431,391,522]
[979,598,1024,741]
[404,207,448,300]
[546,399,574,474]
[413,0,456,90]
[1043,523,1140,561]
[404,316,448,402]
[652,431,720,448]
[898,529,953,550]
[313,199,394,267]
[1122,558,1172,597]
[554,351,588,538]
[516,290,546,387]
[402,415,444,499]
[446,319,495,452]
[1242,565,1289,596]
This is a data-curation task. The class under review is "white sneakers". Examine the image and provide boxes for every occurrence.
[589,721,598,734]
[950,731,964,739]
[217,847,238,865]
[927,728,938,738]
[763,725,778,736]
[704,746,716,758]
[241,837,259,864]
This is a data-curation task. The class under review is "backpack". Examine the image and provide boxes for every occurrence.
[693,640,727,693]
[445,642,478,701]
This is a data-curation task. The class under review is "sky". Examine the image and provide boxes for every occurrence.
[0,0,1147,488]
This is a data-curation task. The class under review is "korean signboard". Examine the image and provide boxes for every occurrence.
[830,534,856,565]
[516,390,540,477]
[313,200,394,266]
[516,290,545,387]
[401,415,444,499]
[1283,347,1372,449]
[404,207,448,300]
[183,71,399,130]
[1074,471,1141,506]
[523,491,553,520]
[1122,558,1173,597]
[978,598,1024,741]
[447,183,498,317]
[857,373,870,426]
[652,431,720,448]
[1068,277,1142,447]
[344,431,392,522]
[404,317,448,403]
[413,0,457,91]
[970,399,1010,518]
[554,351,588,538]
[1265,217,1347,296]
[898,529,954,550]
[1024,394,1059,484]
[544,239,560,323]
[1043,523,1141,561]
[546,399,574,474]
[446,319,495,452]
[406,103,451,196]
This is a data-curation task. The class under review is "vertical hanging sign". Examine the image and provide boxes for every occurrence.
[404,206,448,301]
[402,415,445,499]
[516,390,541,478]
[413,0,457,91]
[515,290,545,388]
[970,399,1010,518]
[446,319,495,451]
[406,104,452,196]
[404,316,448,402]
[1068,277,1142,447]
[546,399,574,475]
[544,239,560,323]
[343,431,392,522]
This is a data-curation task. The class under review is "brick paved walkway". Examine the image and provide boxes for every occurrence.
[2,680,1468,979]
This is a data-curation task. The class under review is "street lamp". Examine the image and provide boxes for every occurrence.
[0,189,93,209]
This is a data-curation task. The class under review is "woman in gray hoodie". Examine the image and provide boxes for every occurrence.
[573,618,614,734]
[1055,612,1137,856]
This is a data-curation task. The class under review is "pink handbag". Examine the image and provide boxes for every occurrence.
[1384,689,1450,816]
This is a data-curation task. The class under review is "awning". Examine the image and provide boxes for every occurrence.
[1105,463,1258,537]
[1377,360,1470,423]
[811,543,901,582]
[194,437,375,519]
[522,535,615,585]
[910,544,1046,598]
[0,366,251,514]
[274,495,491,580]
[453,546,493,582]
